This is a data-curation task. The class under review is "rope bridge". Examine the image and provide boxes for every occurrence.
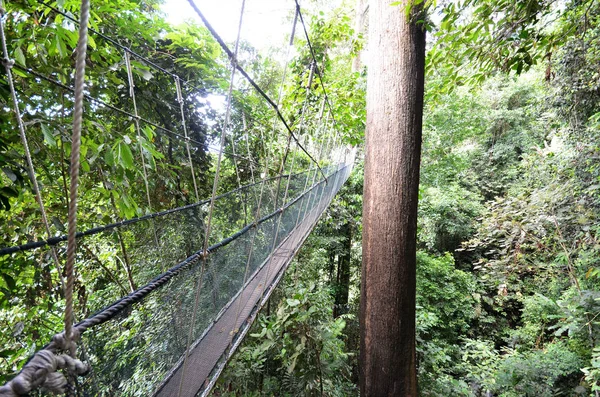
[0,0,354,395]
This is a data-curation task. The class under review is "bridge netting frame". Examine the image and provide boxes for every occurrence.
[0,0,356,395]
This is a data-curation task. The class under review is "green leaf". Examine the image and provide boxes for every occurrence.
[13,47,26,67]
[55,34,67,58]
[143,126,155,141]
[41,124,57,147]
[115,141,135,170]
[286,298,301,307]
[1,273,16,291]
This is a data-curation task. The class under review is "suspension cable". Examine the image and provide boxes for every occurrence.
[124,51,154,213]
[186,0,325,181]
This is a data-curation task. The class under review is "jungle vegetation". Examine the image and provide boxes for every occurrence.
[1,0,600,395]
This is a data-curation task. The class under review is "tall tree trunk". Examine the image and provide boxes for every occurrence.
[359,0,425,395]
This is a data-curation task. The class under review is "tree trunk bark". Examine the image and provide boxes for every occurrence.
[359,0,425,395]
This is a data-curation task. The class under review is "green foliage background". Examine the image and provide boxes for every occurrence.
[3,0,600,395]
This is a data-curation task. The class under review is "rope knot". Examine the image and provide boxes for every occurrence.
[1,57,14,69]
[52,327,81,352]
[0,346,89,396]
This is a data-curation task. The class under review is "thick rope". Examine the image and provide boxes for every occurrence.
[0,1,65,291]
[64,0,91,357]
[175,77,200,202]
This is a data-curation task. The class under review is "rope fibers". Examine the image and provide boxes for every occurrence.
[64,0,91,357]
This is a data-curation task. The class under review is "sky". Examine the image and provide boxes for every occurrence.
[161,0,296,50]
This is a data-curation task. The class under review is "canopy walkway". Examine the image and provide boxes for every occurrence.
[0,0,354,395]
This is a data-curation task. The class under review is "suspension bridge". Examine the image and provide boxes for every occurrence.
[0,0,354,395]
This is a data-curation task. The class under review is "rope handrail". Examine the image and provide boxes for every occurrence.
[0,169,314,256]
[78,165,342,339]
[0,0,352,394]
